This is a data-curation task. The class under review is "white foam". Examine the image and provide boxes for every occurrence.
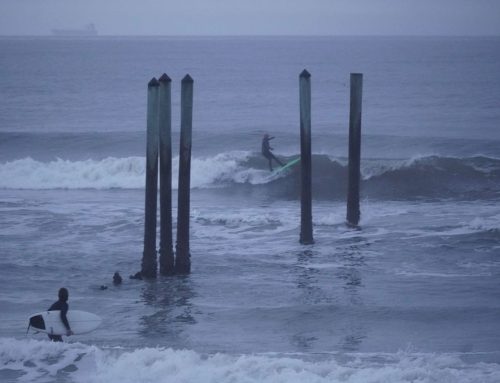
[360,154,449,180]
[394,270,492,278]
[191,208,297,242]
[314,212,345,226]
[193,209,282,228]
[188,151,252,188]
[468,215,500,232]
[0,152,261,190]
[399,214,500,239]
[1,338,499,383]
[0,157,145,190]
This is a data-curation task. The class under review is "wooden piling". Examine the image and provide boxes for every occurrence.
[158,74,175,276]
[299,69,314,244]
[346,73,363,227]
[175,74,194,274]
[141,78,160,278]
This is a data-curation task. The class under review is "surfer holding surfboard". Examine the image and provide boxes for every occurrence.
[28,288,102,341]
[262,133,284,171]
[47,288,73,341]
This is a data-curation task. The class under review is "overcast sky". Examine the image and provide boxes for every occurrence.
[1,0,499,36]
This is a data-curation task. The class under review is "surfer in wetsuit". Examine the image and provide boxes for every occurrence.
[113,271,122,285]
[261,133,284,171]
[47,287,73,342]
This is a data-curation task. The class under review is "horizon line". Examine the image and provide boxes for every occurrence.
[1,33,499,38]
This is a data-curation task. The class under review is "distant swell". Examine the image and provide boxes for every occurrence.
[362,155,500,200]
[1,154,499,200]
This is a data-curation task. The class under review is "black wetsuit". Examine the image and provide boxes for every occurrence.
[261,136,284,171]
[48,299,70,342]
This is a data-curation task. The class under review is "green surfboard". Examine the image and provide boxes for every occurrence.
[272,157,301,176]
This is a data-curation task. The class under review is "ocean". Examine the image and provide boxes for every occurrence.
[0,36,500,382]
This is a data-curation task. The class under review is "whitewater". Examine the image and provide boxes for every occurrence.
[1,153,499,201]
[2,338,500,383]
[1,36,500,382]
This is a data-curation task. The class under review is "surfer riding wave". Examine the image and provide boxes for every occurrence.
[261,133,284,171]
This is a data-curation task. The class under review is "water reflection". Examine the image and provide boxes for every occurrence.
[138,275,196,344]
[296,250,323,303]
[336,235,368,351]
[290,249,320,351]
[337,236,367,304]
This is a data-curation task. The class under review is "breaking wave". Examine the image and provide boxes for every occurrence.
[1,338,499,383]
[0,153,499,200]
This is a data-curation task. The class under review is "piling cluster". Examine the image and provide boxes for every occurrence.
[299,71,364,241]
[140,70,363,276]
[141,74,193,278]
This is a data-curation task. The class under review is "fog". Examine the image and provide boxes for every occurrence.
[1,0,499,36]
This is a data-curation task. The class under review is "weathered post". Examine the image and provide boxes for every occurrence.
[346,73,363,227]
[158,74,175,276]
[175,74,194,274]
[299,69,314,244]
[141,78,160,278]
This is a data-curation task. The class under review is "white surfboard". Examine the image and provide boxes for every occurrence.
[28,310,102,335]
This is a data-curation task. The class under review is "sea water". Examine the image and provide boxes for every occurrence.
[0,36,500,382]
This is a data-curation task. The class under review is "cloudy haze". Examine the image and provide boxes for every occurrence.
[0,0,499,36]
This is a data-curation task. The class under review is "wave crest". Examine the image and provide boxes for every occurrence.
[1,154,499,200]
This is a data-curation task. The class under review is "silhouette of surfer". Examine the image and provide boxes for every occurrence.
[96,272,122,290]
[113,272,122,285]
[47,287,73,342]
[261,133,284,171]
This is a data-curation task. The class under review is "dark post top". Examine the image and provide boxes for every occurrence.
[300,69,311,79]
[159,73,172,83]
[182,74,194,83]
[148,78,159,87]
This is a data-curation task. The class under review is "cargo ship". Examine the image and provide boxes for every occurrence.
[51,23,98,36]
